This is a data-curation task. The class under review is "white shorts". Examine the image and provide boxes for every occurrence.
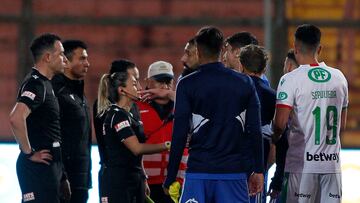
[281,173,342,203]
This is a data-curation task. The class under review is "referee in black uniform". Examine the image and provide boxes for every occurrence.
[9,33,70,203]
[52,40,92,203]
[96,68,169,203]
[93,59,141,201]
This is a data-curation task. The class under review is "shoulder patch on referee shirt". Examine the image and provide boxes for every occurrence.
[21,91,36,100]
[114,120,130,132]
[23,192,35,202]
[32,75,39,80]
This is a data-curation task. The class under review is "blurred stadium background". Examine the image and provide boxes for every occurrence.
[0,0,359,202]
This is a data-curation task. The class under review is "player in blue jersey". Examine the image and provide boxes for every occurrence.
[163,26,264,203]
[240,44,276,203]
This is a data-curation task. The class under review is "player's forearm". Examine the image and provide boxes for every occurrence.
[253,133,264,173]
[340,108,347,132]
[137,143,168,155]
[267,143,276,170]
[272,124,285,143]
[9,114,32,153]
[164,119,189,188]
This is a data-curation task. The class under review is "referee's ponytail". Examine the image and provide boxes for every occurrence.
[97,74,111,115]
[97,72,128,115]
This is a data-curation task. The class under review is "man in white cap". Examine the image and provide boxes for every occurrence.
[136,61,188,203]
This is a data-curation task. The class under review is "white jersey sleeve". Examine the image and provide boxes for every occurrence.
[276,73,297,109]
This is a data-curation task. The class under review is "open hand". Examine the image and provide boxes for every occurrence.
[248,172,264,196]
[28,149,52,165]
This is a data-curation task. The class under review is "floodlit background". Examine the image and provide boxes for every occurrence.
[0,0,359,202]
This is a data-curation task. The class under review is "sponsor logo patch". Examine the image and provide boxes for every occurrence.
[277,92,288,100]
[101,197,108,203]
[329,193,341,199]
[295,192,311,199]
[114,120,130,132]
[23,192,35,202]
[21,91,36,100]
[308,68,331,83]
[280,78,286,86]
[306,152,339,163]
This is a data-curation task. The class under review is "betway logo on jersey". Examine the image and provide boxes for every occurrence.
[294,192,311,199]
[306,152,339,163]
[329,193,341,199]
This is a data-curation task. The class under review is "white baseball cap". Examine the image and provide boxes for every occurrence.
[147,61,174,80]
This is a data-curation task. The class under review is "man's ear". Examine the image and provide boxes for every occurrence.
[43,51,51,63]
[316,45,322,56]
[234,48,241,58]
[293,42,299,55]
[195,46,201,60]
[118,87,125,95]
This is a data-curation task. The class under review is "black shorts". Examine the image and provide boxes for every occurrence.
[16,147,63,203]
[100,166,145,203]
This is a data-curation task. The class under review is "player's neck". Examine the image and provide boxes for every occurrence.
[298,56,319,66]
[64,71,83,81]
[117,98,131,112]
[198,56,220,66]
[34,63,55,80]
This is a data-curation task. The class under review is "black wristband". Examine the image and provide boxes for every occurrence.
[142,174,149,180]
[23,148,35,159]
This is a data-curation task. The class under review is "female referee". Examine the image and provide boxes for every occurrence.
[97,70,170,203]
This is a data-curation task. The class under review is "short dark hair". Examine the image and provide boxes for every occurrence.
[187,37,196,46]
[225,32,258,49]
[109,59,136,74]
[62,40,87,61]
[195,26,224,58]
[30,33,61,62]
[286,49,298,65]
[295,24,321,54]
[239,44,268,74]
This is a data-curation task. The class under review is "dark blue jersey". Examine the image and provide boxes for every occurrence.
[164,62,263,187]
[251,76,276,169]
[251,76,276,126]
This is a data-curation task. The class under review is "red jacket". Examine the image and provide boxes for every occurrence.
[136,101,188,185]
